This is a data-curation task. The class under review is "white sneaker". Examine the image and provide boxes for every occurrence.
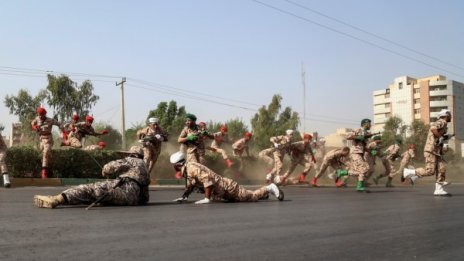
[433,183,451,196]
[438,181,451,186]
[266,183,284,201]
[403,168,418,184]
[3,174,10,188]
[273,175,282,185]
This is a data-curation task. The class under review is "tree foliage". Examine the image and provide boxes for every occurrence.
[405,119,429,160]
[146,100,187,136]
[381,116,407,146]
[4,89,47,124]
[250,95,299,150]
[45,74,99,122]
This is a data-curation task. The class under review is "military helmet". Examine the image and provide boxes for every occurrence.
[170,151,186,164]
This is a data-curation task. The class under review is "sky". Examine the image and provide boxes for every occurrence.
[1,0,463,138]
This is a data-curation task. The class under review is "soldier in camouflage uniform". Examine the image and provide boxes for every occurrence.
[178,114,208,164]
[337,119,375,192]
[209,124,233,168]
[259,129,295,184]
[373,138,402,187]
[31,107,64,179]
[364,135,383,181]
[137,117,168,174]
[62,115,108,148]
[33,146,151,208]
[232,132,253,158]
[398,144,417,184]
[310,147,350,187]
[403,109,453,196]
[61,113,79,145]
[277,133,316,185]
[0,125,11,188]
[84,141,106,151]
[170,151,284,204]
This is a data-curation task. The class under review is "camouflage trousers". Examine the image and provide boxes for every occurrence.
[143,144,161,174]
[415,152,446,182]
[364,153,376,179]
[258,149,284,176]
[314,159,344,179]
[382,158,396,178]
[283,156,312,178]
[258,148,275,166]
[62,179,148,206]
[214,183,268,202]
[67,136,83,148]
[0,148,7,174]
[39,136,53,168]
[348,153,368,181]
[394,158,412,178]
[185,148,205,164]
[210,145,229,160]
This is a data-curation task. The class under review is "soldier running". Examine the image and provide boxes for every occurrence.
[208,124,233,168]
[337,119,376,192]
[0,125,11,188]
[403,109,453,196]
[137,117,168,174]
[31,107,64,178]
[170,151,284,204]
[364,135,384,181]
[373,138,402,187]
[62,115,108,148]
[398,144,417,184]
[232,132,253,158]
[259,129,295,184]
[33,146,150,208]
[277,133,316,185]
[310,147,350,187]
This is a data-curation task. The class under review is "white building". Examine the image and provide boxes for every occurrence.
[373,75,464,153]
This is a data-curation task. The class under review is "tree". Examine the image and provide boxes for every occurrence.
[405,119,429,160]
[250,95,299,150]
[381,116,407,146]
[146,100,187,136]
[45,74,99,122]
[4,89,48,142]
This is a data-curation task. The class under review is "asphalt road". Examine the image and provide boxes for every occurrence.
[1,184,463,261]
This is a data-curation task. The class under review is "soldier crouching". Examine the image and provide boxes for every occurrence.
[33,146,150,208]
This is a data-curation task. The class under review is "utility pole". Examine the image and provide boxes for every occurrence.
[116,77,127,150]
[302,62,307,132]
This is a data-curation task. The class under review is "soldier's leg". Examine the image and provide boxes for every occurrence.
[68,137,82,148]
[259,148,274,167]
[282,160,299,179]
[143,146,154,173]
[313,160,329,182]
[236,186,267,202]
[41,139,53,178]
[348,153,369,192]
[415,152,437,177]
[0,149,10,188]
[273,151,284,176]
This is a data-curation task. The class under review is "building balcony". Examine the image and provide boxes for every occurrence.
[373,107,390,114]
[429,90,451,96]
[430,100,449,107]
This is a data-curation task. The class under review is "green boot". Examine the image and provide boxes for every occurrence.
[336,169,348,178]
[386,177,393,187]
[356,181,368,192]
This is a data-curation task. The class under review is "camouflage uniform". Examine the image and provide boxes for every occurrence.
[414,119,448,182]
[314,149,349,179]
[364,141,382,179]
[67,122,101,148]
[62,157,150,206]
[232,138,250,157]
[310,141,326,171]
[381,144,401,178]
[347,128,369,181]
[179,125,206,164]
[282,141,315,179]
[31,116,62,168]
[83,145,102,151]
[137,125,168,174]
[261,135,292,178]
[395,148,415,177]
[181,162,268,202]
[209,132,229,160]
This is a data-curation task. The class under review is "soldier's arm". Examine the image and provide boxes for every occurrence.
[102,159,130,177]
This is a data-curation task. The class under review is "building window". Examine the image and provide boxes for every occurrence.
[385,94,390,98]
[414,88,420,94]
[384,103,390,108]
[430,96,447,101]
[399,82,403,89]
[385,113,391,118]
[414,109,421,114]
[414,98,420,104]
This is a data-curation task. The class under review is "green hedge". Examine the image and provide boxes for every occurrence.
[4,146,272,180]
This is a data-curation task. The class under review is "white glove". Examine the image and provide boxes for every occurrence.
[273,143,279,149]
[155,134,164,141]
[195,198,211,204]
[173,197,188,203]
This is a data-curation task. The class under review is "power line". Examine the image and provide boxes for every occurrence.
[284,0,464,72]
[251,0,464,79]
